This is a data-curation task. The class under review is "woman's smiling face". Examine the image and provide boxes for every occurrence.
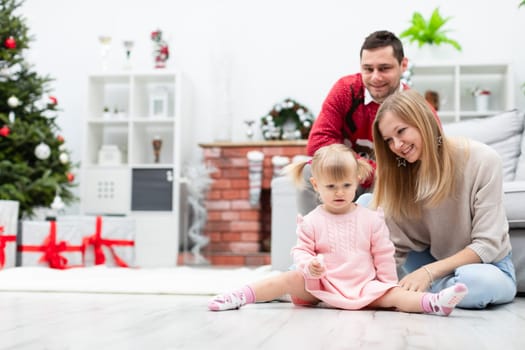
[378,110,423,163]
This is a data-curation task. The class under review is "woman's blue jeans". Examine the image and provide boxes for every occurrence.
[402,249,517,309]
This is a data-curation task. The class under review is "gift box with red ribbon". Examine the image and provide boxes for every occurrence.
[0,200,19,269]
[59,215,135,267]
[18,220,84,269]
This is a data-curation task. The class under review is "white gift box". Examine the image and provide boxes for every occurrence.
[58,215,135,267]
[19,220,84,269]
[98,144,122,166]
[0,200,19,269]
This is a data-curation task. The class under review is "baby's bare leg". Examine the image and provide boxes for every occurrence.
[251,270,318,303]
[369,286,424,313]
[369,284,468,316]
[208,270,318,311]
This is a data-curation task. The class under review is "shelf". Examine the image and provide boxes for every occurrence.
[81,71,185,267]
[129,163,176,169]
[82,71,182,216]
[131,117,176,123]
[410,62,515,123]
[87,119,129,124]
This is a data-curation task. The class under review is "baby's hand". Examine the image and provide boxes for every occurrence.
[308,254,326,278]
[316,254,324,266]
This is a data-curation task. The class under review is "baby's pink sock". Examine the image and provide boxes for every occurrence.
[241,285,256,304]
[208,285,255,311]
[421,283,468,316]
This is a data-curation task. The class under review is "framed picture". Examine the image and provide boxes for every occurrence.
[148,85,169,117]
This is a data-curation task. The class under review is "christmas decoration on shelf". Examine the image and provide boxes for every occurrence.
[122,40,134,70]
[152,136,162,163]
[151,29,169,69]
[424,90,440,111]
[98,35,112,71]
[260,98,315,140]
[0,0,77,219]
[243,119,255,140]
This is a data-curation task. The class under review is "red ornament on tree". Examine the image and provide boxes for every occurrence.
[57,135,64,143]
[0,125,10,137]
[4,36,16,49]
[66,172,75,183]
[48,96,58,105]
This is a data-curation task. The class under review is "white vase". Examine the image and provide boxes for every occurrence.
[475,94,490,112]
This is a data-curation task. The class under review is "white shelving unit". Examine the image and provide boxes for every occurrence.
[410,62,515,123]
[81,71,183,267]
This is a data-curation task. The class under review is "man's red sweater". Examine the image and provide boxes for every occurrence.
[307,73,413,188]
[308,74,379,158]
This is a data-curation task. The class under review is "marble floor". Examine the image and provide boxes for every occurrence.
[0,292,524,350]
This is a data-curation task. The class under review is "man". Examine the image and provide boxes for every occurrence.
[297,30,409,215]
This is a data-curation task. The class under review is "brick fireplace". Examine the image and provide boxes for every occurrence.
[198,140,307,266]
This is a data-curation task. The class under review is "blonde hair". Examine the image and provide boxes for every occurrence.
[371,90,458,220]
[285,144,372,188]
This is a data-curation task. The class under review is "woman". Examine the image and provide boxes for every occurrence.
[370,90,516,309]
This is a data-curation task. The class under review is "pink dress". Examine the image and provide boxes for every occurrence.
[291,205,398,309]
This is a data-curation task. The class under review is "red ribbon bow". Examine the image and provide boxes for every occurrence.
[82,216,134,268]
[18,221,82,269]
[0,225,16,268]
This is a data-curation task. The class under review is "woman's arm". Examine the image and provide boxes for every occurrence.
[399,247,481,292]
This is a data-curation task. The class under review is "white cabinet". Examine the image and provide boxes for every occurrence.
[410,63,515,123]
[81,71,183,267]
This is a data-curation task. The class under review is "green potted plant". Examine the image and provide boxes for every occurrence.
[400,7,462,51]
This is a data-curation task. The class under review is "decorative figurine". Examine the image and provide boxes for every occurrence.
[123,40,134,70]
[98,35,112,71]
[152,136,162,163]
[151,29,169,69]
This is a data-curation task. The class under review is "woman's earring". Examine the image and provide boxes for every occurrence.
[437,136,443,147]
[396,156,407,167]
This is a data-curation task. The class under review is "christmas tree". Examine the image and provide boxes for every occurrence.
[0,0,75,218]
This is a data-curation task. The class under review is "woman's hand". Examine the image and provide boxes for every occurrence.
[399,249,480,292]
[308,255,325,278]
[399,267,432,292]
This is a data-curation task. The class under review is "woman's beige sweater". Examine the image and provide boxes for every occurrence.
[387,140,512,266]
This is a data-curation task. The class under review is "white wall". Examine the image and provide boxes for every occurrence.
[20,0,525,193]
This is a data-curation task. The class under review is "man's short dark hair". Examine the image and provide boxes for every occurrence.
[360,30,404,64]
